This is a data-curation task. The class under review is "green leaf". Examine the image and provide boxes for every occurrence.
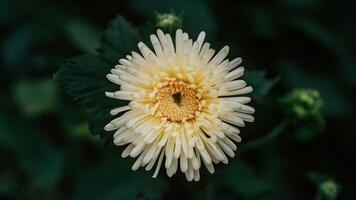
[54,16,141,138]
[55,57,121,138]
[88,108,117,142]
[54,55,116,108]
[244,70,279,104]
[54,16,140,108]
[99,15,141,63]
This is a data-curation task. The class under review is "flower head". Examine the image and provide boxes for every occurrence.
[105,29,254,181]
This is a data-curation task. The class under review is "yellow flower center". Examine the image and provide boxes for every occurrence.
[154,80,201,122]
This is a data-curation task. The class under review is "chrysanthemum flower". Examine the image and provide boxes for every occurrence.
[104,29,255,181]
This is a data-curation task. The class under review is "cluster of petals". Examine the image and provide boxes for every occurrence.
[105,29,254,181]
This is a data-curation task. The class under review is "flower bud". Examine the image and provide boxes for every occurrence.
[319,180,339,200]
[154,12,182,34]
[279,89,325,142]
[280,89,322,120]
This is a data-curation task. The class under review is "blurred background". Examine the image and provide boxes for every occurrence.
[1,0,355,199]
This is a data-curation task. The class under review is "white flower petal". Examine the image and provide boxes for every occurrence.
[104,29,255,182]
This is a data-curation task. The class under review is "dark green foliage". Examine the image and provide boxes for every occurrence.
[62,18,101,54]
[54,55,114,108]
[54,16,141,140]
[222,161,274,199]
[244,70,279,104]
[129,0,217,36]
[99,16,141,63]
[54,55,119,141]
[73,157,168,200]
[0,115,66,189]
[1,0,356,199]
[13,79,59,117]
[89,108,116,143]
[279,62,353,117]
[54,15,140,109]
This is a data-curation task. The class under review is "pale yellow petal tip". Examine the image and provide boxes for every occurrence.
[156,29,164,35]
[106,74,114,80]
[104,91,113,97]
[199,31,206,36]
[104,123,115,131]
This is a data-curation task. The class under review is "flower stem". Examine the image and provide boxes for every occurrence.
[242,119,289,151]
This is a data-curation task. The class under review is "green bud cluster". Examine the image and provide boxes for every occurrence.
[279,89,325,142]
[280,89,322,120]
[154,12,183,34]
[319,180,339,200]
